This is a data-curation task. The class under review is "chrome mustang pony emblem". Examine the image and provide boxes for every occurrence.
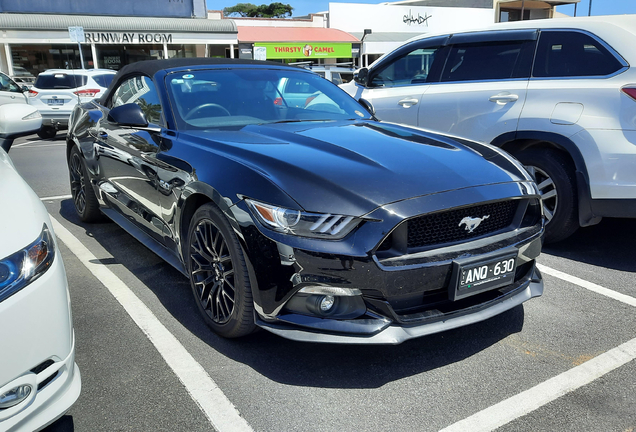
[459,215,490,233]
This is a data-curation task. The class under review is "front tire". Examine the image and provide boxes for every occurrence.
[68,146,102,222]
[515,148,578,243]
[187,203,256,338]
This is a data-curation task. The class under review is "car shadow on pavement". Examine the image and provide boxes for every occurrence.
[41,415,74,432]
[542,218,636,272]
[57,199,525,389]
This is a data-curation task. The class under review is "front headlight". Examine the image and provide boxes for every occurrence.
[0,224,55,303]
[245,199,361,239]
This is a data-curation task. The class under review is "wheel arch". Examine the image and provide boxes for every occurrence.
[491,131,600,227]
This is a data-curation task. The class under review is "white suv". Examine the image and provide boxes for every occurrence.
[29,69,116,139]
[341,15,636,243]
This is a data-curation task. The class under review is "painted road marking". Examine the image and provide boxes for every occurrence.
[441,263,636,431]
[41,194,73,201]
[50,215,254,432]
[537,263,636,307]
[439,336,636,432]
[12,140,51,147]
[13,143,66,148]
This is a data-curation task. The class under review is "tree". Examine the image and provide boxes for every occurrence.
[224,2,293,18]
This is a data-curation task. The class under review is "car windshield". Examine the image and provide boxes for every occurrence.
[166,68,372,130]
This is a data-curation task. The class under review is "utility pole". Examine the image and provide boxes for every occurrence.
[588,0,593,16]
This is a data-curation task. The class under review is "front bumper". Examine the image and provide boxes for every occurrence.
[0,240,81,430]
[237,181,544,344]
[258,269,543,344]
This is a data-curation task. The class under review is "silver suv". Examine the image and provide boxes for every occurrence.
[342,15,636,243]
[29,69,116,139]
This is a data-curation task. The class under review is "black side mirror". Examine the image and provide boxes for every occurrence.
[354,68,369,87]
[21,85,29,93]
[358,98,375,116]
[108,103,148,128]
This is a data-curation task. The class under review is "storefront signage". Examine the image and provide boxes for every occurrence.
[255,43,352,60]
[403,10,432,26]
[83,33,173,43]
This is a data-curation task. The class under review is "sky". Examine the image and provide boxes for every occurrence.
[206,0,636,18]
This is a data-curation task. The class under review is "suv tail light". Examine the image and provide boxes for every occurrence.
[621,87,636,101]
[73,89,100,97]
[27,90,38,97]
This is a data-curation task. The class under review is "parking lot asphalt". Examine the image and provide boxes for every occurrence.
[7,134,636,432]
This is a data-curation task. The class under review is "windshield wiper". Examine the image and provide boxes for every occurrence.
[266,119,336,124]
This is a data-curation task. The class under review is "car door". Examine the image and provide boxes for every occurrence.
[95,75,171,244]
[353,37,449,126]
[417,31,536,144]
[0,72,27,105]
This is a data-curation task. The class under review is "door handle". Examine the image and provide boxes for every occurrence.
[98,131,108,138]
[489,93,519,104]
[398,98,419,108]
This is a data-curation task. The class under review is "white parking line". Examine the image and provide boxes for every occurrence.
[49,215,254,432]
[537,263,636,307]
[439,336,636,432]
[41,194,72,201]
[12,140,50,147]
[440,264,636,432]
[13,143,65,148]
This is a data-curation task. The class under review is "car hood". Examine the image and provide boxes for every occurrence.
[0,150,50,257]
[183,120,530,216]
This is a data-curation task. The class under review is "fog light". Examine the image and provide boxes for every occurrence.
[0,384,32,409]
[319,295,335,312]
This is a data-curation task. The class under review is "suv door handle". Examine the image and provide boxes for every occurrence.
[398,98,419,108]
[489,93,519,104]
[98,131,108,138]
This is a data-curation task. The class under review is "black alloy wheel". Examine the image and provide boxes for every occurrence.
[68,146,102,222]
[516,148,578,243]
[187,203,255,338]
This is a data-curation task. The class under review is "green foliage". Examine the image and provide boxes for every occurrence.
[223,2,293,18]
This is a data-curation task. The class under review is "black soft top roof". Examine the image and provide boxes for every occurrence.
[116,57,291,78]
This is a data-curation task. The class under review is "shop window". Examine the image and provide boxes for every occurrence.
[10,44,93,76]
[168,44,198,58]
[96,44,164,70]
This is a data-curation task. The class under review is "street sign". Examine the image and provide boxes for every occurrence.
[68,26,85,43]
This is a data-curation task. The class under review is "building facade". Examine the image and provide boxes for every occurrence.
[0,14,237,77]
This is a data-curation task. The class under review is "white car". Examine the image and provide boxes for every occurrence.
[0,105,81,431]
[28,69,116,139]
[341,15,636,243]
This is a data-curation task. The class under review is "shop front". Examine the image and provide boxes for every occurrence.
[0,14,237,77]
[237,27,360,66]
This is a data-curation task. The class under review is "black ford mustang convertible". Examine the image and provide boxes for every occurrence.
[67,58,544,344]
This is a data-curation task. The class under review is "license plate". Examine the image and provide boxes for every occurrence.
[450,253,517,301]
[47,99,64,105]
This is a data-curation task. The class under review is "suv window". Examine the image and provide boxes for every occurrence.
[441,41,530,82]
[533,30,624,78]
[34,73,88,89]
[92,74,115,88]
[371,45,444,87]
[111,76,163,125]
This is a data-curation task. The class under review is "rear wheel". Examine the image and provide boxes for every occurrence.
[187,203,256,338]
[37,127,56,140]
[515,148,579,243]
[69,146,102,222]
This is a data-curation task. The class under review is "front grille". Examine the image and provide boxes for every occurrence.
[31,359,55,375]
[406,200,517,249]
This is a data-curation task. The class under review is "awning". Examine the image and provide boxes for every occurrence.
[237,27,359,43]
[0,13,236,33]
[351,32,422,55]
